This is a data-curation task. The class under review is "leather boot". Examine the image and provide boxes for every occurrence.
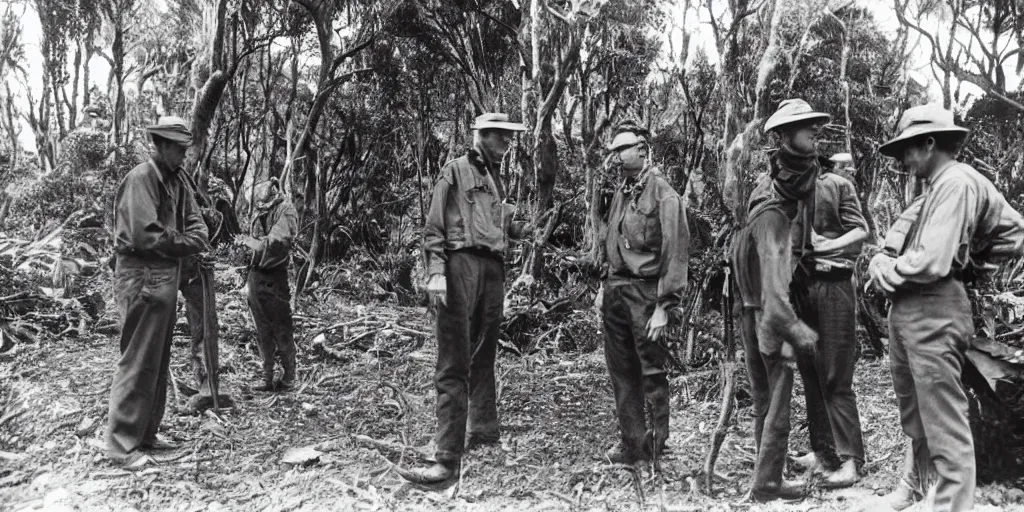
[398,460,459,484]
[879,482,920,511]
[605,440,643,465]
[751,479,808,502]
[821,458,859,489]
[254,367,275,392]
[276,355,296,391]
[643,374,670,459]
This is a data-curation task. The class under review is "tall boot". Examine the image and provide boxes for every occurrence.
[643,373,670,458]
[276,354,296,392]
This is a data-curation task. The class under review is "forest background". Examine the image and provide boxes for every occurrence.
[1,0,1024,510]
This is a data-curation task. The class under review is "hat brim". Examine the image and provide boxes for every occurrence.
[764,112,831,133]
[146,126,193,145]
[878,126,969,157]
[609,140,648,152]
[473,122,527,132]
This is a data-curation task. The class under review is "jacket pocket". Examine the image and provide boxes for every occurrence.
[621,198,658,252]
[465,186,502,246]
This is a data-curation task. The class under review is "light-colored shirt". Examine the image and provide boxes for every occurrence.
[895,161,1024,283]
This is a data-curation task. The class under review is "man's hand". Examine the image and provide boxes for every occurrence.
[646,304,668,341]
[200,253,217,271]
[426,274,447,307]
[868,253,905,294]
[811,229,838,256]
[790,320,818,356]
[236,235,261,250]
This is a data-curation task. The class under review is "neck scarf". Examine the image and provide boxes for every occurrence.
[620,166,651,210]
[770,141,819,200]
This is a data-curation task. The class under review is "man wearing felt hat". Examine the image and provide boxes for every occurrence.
[593,122,689,465]
[869,104,1024,511]
[106,116,211,469]
[829,152,857,183]
[237,177,299,392]
[733,98,843,500]
[403,112,530,483]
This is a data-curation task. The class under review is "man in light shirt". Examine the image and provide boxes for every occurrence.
[870,104,1024,511]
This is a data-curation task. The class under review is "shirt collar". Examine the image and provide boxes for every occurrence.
[926,160,959,186]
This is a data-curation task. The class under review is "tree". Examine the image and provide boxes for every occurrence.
[894,0,1024,111]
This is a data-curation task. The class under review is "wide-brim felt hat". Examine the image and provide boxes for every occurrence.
[146,116,193,145]
[472,112,526,132]
[764,98,831,133]
[879,104,969,157]
[608,131,648,152]
[829,152,853,164]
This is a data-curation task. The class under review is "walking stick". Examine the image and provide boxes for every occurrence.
[199,265,221,411]
[703,260,736,494]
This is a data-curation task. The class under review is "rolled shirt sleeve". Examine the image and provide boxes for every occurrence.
[838,179,869,233]
[894,179,975,284]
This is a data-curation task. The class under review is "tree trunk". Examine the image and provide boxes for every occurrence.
[530,122,558,277]
[111,13,126,146]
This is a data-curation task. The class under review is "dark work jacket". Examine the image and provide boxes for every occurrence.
[112,157,209,264]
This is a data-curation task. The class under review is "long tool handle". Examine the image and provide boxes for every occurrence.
[199,267,221,411]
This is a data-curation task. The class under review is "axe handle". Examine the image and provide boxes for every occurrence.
[199,267,221,411]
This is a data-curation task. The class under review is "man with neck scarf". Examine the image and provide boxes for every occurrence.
[107,116,210,469]
[404,112,529,483]
[869,105,1024,512]
[732,99,831,501]
[595,123,689,465]
[237,177,299,392]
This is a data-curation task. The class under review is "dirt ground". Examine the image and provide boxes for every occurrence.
[2,281,1023,511]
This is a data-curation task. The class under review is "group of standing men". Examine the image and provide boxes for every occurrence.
[106,117,300,470]
[734,99,1024,511]
[405,101,1024,512]
[106,101,1024,512]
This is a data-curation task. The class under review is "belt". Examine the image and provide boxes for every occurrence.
[812,267,854,281]
[605,272,658,287]
[115,252,179,269]
[451,246,503,263]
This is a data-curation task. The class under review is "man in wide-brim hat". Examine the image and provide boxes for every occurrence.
[828,152,857,182]
[869,104,1024,511]
[733,98,843,501]
[403,112,530,483]
[106,116,210,469]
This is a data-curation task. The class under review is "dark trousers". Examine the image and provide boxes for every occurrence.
[889,277,975,512]
[434,251,503,464]
[793,272,864,467]
[181,269,217,391]
[247,268,295,384]
[601,278,670,458]
[107,257,180,461]
[739,307,795,491]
